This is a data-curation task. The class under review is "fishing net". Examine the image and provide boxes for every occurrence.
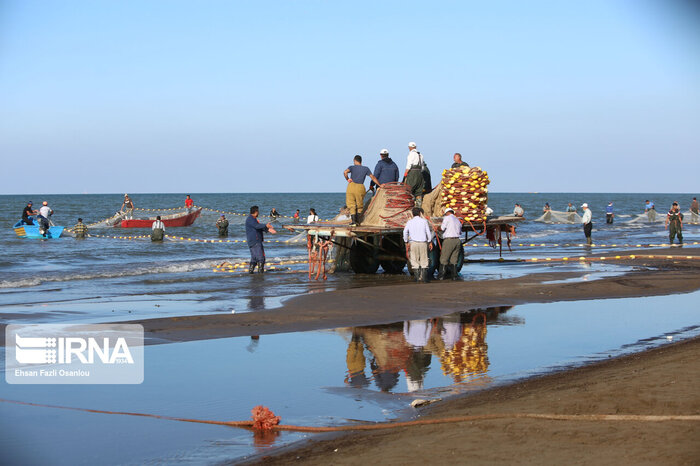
[625,212,666,224]
[433,166,490,221]
[360,182,415,227]
[533,210,582,224]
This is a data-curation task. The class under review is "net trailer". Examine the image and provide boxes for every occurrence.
[284,170,523,278]
[284,214,524,277]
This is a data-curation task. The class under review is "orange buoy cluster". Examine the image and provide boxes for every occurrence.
[440,166,490,222]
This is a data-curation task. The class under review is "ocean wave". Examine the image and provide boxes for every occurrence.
[0,261,218,289]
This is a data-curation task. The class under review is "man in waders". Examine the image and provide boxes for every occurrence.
[691,197,699,224]
[606,202,614,224]
[343,155,382,226]
[665,202,683,245]
[246,205,276,273]
[645,200,656,222]
[403,207,434,283]
[216,214,229,237]
[37,201,53,237]
[73,218,88,238]
[403,142,425,208]
[581,203,592,245]
[151,216,165,241]
[437,207,462,280]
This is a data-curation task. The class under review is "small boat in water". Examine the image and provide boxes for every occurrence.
[13,219,64,239]
[118,207,202,228]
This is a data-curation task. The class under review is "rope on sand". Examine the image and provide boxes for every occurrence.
[1,399,698,434]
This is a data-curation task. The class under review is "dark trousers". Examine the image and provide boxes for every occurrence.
[669,223,683,244]
[583,222,592,239]
[606,214,613,224]
[249,242,265,266]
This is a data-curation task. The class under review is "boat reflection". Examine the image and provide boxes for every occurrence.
[344,306,515,393]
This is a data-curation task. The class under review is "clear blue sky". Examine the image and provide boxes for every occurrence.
[1,0,699,194]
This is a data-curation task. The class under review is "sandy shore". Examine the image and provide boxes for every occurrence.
[110,247,700,346]
[253,335,700,465]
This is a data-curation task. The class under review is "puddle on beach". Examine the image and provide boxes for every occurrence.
[2,291,699,465]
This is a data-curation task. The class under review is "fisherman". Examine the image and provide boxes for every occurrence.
[566,203,577,222]
[269,207,281,219]
[369,149,399,192]
[22,201,37,225]
[307,208,319,224]
[216,214,229,237]
[606,202,614,224]
[645,200,656,222]
[513,203,524,217]
[403,142,425,208]
[437,207,462,280]
[665,202,683,245]
[73,218,88,238]
[542,203,550,212]
[690,197,699,224]
[403,207,434,283]
[581,203,593,245]
[151,215,165,241]
[293,209,300,224]
[344,155,382,226]
[485,205,494,216]
[336,205,351,221]
[121,194,135,219]
[451,153,469,169]
[37,201,53,236]
[246,205,277,273]
[185,195,194,210]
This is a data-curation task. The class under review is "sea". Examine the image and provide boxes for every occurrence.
[0,192,697,323]
[1,192,699,464]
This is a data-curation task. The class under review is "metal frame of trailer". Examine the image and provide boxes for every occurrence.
[284,215,524,275]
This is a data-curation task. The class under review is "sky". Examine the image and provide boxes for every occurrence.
[1,0,699,194]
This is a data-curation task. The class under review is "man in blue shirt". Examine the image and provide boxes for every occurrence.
[606,202,614,224]
[370,149,399,192]
[344,155,382,226]
[246,205,277,273]
[645,200,656,222]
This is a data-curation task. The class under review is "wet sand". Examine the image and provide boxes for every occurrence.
[254,335,700,465]
[105,247,700,346]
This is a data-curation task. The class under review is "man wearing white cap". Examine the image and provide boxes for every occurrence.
[403,142,425,208]
[437,207,463,280]
[369,149,399,192]
[581,203,593,245]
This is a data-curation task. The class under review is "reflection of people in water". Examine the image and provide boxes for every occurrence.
[345,334,369,388]
[403,320,433,392]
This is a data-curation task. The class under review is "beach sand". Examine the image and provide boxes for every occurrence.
[253,334,700,465]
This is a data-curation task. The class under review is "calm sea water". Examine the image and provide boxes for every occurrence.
[1,192,698,323]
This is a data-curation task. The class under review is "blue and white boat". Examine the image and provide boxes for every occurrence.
[13,218,64,239]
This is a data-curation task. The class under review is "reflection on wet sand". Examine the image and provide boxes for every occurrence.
[344,307,515,393]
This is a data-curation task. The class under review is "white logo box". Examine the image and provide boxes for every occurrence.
[5,324,144,384]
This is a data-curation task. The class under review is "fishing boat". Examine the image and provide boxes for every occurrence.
[118,207,202,228]
[13,219,64,239]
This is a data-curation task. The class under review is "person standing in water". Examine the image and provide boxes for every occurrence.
[216,214,229,237]
[246,205,276,273]
[666,202,683,245]
[645,200,656,222]
[566,203,576,223]
[581,203,593,245]
[73,218,88,238]
[606,202,614,224]
[151,216,165,242]
[690,197,699,224]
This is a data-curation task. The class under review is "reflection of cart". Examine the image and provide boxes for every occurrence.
[284,215,523,275]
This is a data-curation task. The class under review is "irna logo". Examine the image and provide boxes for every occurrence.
[14,334,134,365]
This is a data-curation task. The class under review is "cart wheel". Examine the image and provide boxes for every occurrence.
[379,236,406,274]
[456,245,465,272]
[350,241,380,274]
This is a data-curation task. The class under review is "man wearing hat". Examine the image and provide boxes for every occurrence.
[403,142,425,208]
[370,149,399,192]
[22,201,37,225]
[37,201,54,236]
[216,214,229,237]
[581,203,593,245]
[437,207,463,280]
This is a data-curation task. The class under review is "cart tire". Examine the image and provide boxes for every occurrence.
[350,241,380,274]
[456,245,465,272]
[427,242,440,277]
[379,236,406,274]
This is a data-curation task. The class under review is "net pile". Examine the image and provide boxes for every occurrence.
[360,182,415,227]
[438,166,490,222]
[533,210,583,224]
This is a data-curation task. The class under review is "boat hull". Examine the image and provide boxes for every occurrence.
[119,208,201,228]
[13,223,64,239]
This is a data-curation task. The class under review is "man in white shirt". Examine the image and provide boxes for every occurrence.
[403,207,434,283]
[403,142,425,208]
[513,203,524,217]
[151,215,165,242]
[437,207,463,280]
[581,203,593,245]
[37,201,53,236]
